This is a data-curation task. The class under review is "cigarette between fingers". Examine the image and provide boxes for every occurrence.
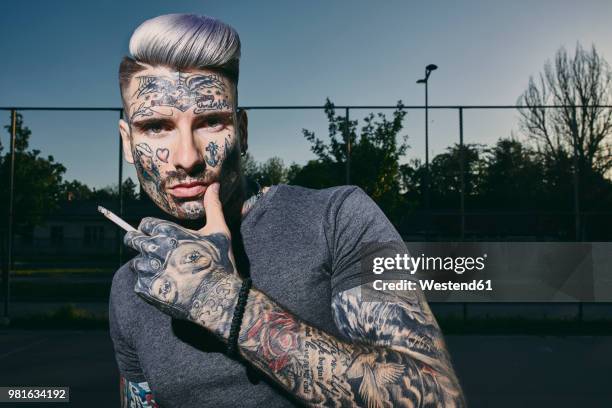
[97,206,139,233]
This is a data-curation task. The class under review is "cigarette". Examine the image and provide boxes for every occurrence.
[97,206,138,232]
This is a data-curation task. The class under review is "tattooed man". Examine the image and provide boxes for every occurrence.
[110,13,465,408]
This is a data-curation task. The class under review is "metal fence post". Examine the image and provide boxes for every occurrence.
[345,107,351,185]
[571,111,581,241]
[459,108,465,240]
[2,109,17,322]
[117,110,124,267]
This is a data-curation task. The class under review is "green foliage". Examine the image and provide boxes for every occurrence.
[59,177,139,202]
[3,96,611,241]
[428,143,487,208]
[287,159,343,189]
[0,112,140,237]
[480,139,549,210]
[292,99,409,222]
[0,113,66,232]
[241,153,289,186]
[401,138,585,212]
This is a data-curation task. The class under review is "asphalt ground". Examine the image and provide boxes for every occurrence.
[0,330,611,407]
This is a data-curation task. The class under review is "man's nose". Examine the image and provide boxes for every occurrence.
[172,128,205,173]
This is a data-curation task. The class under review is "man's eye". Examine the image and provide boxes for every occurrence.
[198,117,225,131]
[140,122,170,135]
[145,125,165,134]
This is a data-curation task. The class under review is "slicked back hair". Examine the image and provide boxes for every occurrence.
[119,14,241,112]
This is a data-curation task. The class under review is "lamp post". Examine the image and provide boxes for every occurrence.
[416,63,438,211]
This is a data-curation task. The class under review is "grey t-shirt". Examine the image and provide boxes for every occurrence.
[109,184,404,407]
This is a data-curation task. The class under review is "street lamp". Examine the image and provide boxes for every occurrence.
[416,64,438,211]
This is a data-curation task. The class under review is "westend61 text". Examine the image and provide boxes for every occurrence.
[372,279,493,292]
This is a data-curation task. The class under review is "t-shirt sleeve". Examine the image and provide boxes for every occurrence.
[108,271,147,383]
[329,186,409,295]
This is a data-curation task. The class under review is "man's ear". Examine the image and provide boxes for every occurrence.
[119,119,134,164]
[238,109,248,154]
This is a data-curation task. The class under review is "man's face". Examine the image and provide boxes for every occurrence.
[119,65,247,220]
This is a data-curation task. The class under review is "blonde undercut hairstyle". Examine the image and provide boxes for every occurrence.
[119,13,241,110]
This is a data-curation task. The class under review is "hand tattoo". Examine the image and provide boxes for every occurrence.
[124,217,241,336]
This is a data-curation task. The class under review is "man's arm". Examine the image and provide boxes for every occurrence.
[124,250,464,407]
[120,377,158,408]
[109,267,159,407]
[331,284,465,407]
[123,185,464,407]
[227,280,465,407]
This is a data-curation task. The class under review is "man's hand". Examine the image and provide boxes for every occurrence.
[123,183,242,337]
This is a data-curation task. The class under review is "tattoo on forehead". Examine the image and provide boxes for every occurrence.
[129,72,232,122]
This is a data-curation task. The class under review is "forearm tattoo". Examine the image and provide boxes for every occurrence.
[129,73,231,122]
[120,378,158,408]
[122,216,464,406]
[236,284,465,407]
[124,217,241,339]
[333,285,465,406]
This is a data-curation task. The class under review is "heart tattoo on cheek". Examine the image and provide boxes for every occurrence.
[156,148,170,163]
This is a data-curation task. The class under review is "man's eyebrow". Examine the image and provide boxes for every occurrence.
[192,111,235,122]
[131,117,175,129]
[130,112,234,128]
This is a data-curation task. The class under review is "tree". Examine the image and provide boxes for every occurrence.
[60,177,140,202]
[121,177,139,201]
[240,152,259,180]
[400,144,487,210]
[293,99,408,221]
[480,138,548,210]
[518,44,612,209]
[60,179,93,201]
[429,143,486,209]
[258,157,288,185]
[241,153,290,186]
[288,160,343,189]
[0,113,67,233]
[519,44,612,174]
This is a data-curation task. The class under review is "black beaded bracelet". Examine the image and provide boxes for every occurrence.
[227,277,252,359]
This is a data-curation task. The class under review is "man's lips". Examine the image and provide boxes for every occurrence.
[168,181,207,198]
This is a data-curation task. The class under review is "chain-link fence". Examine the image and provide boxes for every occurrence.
[1,104,611,320]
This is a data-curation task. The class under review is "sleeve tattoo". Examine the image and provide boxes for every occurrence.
[236,283,465,407]
[120,377,158,408]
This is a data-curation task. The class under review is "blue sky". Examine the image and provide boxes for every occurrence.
[1,0,611,188]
